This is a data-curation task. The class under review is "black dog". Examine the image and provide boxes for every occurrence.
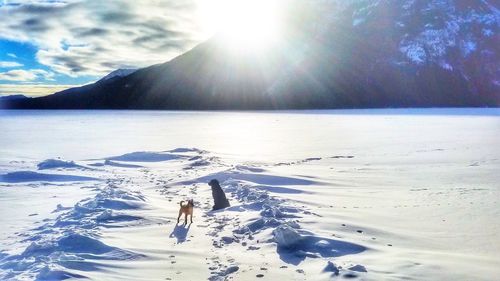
[209,179,230,211]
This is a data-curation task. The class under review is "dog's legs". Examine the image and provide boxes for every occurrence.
[184,213,188,225]
[177,210,182,224]
[190,210,193,223]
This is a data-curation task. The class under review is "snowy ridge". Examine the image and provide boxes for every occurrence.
[98,68,137,82]
[0,176,149,280]
[37,159,92,170]
[0,171,99,183]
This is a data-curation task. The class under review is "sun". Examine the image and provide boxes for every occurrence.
[198,0,283,51]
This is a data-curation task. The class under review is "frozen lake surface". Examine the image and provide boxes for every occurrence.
[0,109,499,280]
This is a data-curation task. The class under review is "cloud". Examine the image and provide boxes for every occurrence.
[0,69,55,81]
[0,83,80,97]
[0,0,209,77]
[7,53,18,58]
[0,61,24,68]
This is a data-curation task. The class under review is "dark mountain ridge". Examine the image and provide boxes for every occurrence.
[3,0,499,109]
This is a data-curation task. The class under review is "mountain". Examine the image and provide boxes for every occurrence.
[271,0,500,107]
[97,69,137,83]
[3,0,499,109]
[3,38,293,109]
[0,94,29,101]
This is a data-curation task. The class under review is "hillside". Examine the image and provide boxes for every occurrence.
[4,0,499,109]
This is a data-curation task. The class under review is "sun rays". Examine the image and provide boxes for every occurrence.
[198,0,284,51]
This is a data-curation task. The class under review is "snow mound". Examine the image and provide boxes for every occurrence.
[275,156,328,166]
[256,185,308,194]
[209,265,239,281]
[35,266,86,280]
[104,159,143,168]
[37,159,89,170]
[0,171,99,183]
[0,183,147,280]
[73,186,145,215]
[349,264,367,272]
[167,147,206,154]
[323,261,340,275]
[23,233,127,256]
[273,225,303,249]
[235,165,266,173]
[181,168,320,186]
[52,204,71,213]
[106,151,186,162]
[89,159,143,168]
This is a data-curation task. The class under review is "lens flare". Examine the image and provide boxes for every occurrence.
[198,0,283,51]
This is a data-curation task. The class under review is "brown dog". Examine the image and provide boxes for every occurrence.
[177,199,194,224]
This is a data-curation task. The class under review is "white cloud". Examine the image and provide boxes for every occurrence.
[0,0,210,77]
[7,53,18,58]
[0,61,23,68]
[0,69,55,81]
[0,83,80,97]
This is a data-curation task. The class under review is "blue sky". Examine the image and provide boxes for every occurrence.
[0,39,94,84]
[0,0,209,97]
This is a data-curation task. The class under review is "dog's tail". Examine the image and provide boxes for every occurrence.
[179,201,184,207]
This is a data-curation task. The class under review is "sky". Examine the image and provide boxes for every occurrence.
[0,0,213,97]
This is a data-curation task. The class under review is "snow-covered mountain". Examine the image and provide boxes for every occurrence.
[98,68,137,83]
[395,0,498,65]
[356,0,499,93]
[4,0,499,109]
[271,0,499,107]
